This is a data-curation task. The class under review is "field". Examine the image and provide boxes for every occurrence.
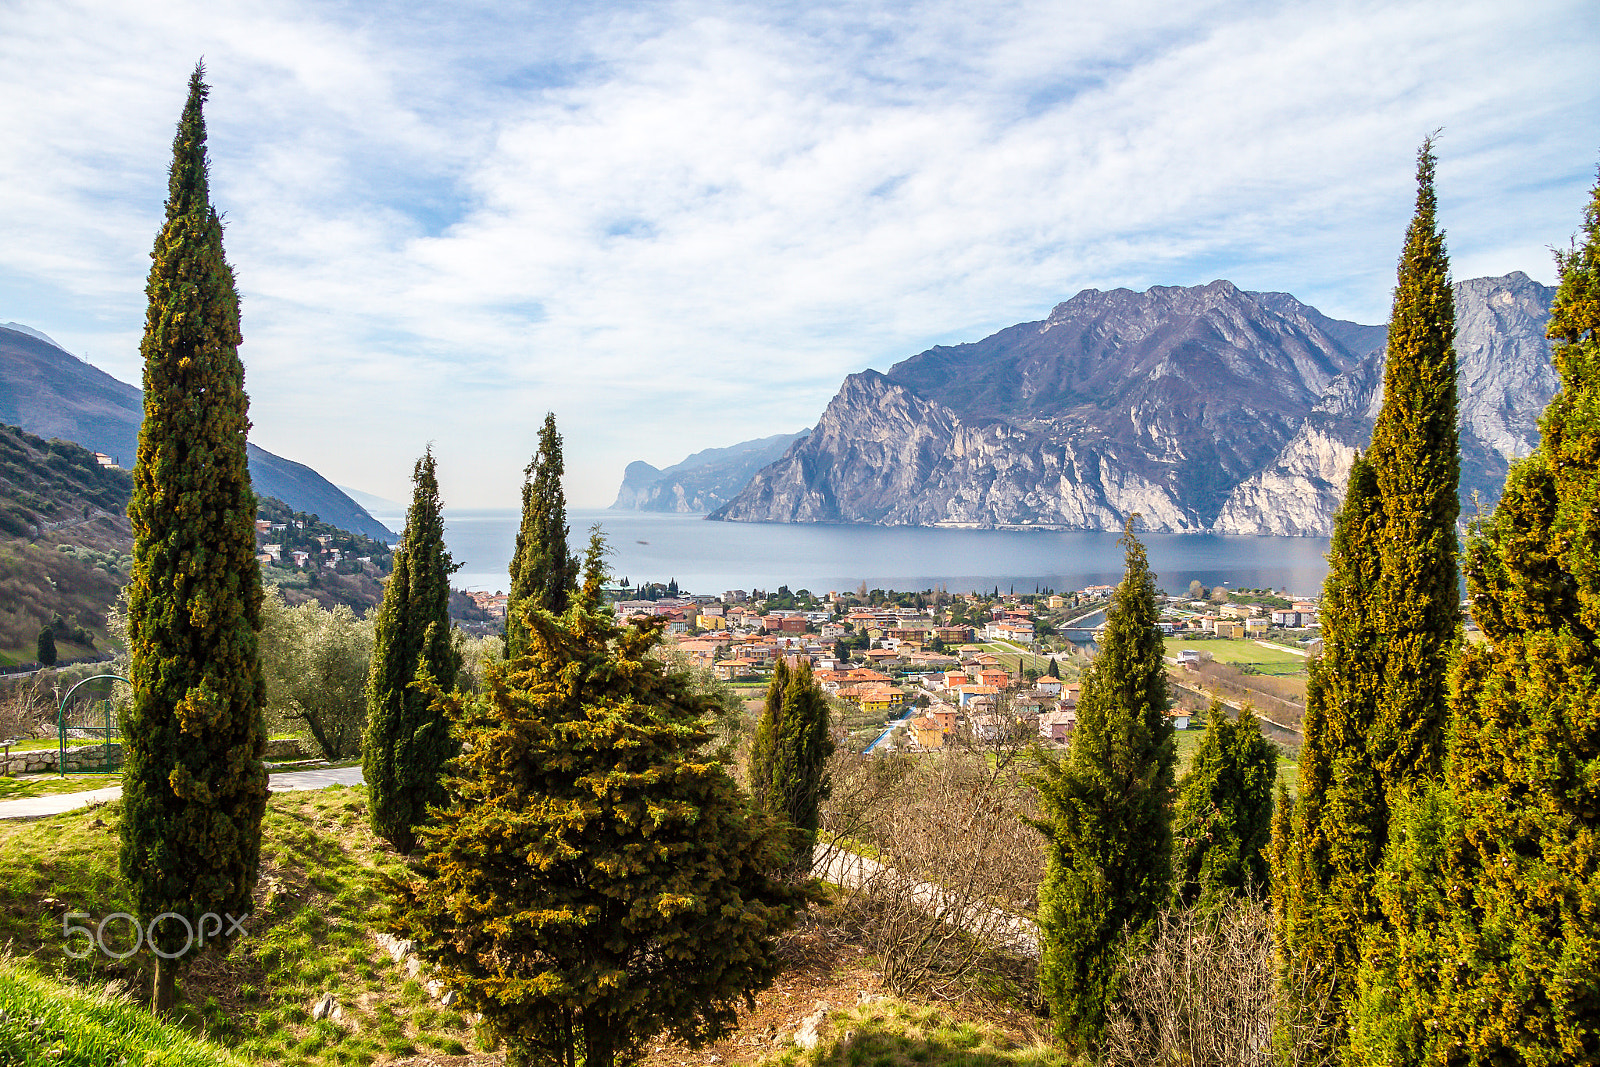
[1163,636,1307,676]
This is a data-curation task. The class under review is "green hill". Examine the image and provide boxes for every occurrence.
[0,425,133,666]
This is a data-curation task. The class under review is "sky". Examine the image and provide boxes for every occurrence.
[2,0,1597,509]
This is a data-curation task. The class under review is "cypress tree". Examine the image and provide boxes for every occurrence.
[388,533,798,1067]
[752,661,834,873]
[1171,701,1276,909]
[362,448,461,854]
[1274,456,1386,1025]
[1348,170,1600,1066]
[1275,140,1459,1039]
[35,625,56,667]
[1031,523,1176,1049]
[120,64,268,1014]
[746,657,790,812]
[1368,137,1460,791]
[506,413,577,658]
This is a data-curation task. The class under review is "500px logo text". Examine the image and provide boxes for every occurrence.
[61,911,248,959]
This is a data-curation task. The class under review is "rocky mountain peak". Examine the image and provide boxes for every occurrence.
[716,274,1556,536]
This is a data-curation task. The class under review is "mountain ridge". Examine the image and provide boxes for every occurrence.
[0,325,394,542]
[711,274,1556,535]
[611,429,809,513]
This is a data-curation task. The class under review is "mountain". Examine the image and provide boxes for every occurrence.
[711,274,1556,535]
[0,325,394,542]
[611,430,809,513]
[337,484,405,515]
[1213,271,1557,533]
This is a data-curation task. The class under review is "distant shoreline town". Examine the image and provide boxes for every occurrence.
[465,580,1323,754]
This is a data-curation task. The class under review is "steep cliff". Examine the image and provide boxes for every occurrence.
[611,430,808,513]
[715,274,1556,536]
[1213,272,1556,534]
[714,281,1371,531]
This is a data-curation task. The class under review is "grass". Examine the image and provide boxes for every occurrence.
[758,996,1070,1067]
[0,772,121,800]
[0,954,249,1066]
[0,786,478,1067]
[1163,636,1307,676]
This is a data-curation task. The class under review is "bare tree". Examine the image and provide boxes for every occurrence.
[818,740,1044,1000]
[1102,899,1337,1067]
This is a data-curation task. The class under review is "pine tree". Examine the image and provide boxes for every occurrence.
[120,64,268,1014]
[1172,702,1276,909]
[362,448,461,854]
[506,413,577,658]
[1348,170,1600,1066]
[1046,657,1060,679]
[388,535,798,1067]
[1031,523,1176,1049]
[1274,141,1459,1040]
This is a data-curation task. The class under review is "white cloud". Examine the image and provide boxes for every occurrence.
[0,0,1595,507]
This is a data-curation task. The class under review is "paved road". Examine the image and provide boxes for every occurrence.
[0,765,365,820]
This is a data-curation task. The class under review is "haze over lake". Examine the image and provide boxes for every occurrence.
[371,508,1332,599]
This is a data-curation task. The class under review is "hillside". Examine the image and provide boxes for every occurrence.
[0,424,133,666]
[0,324,393,542]
[0,423,398,665]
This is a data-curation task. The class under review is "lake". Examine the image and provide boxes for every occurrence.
[370,507,1333,600]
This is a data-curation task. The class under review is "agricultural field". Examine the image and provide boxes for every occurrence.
[1163,636,1308,677]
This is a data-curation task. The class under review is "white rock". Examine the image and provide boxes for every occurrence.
[794,1007,828,1051]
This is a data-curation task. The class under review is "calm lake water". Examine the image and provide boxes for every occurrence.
[371,508,1333,600]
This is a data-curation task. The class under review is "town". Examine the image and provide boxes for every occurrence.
[463,581,1323,753]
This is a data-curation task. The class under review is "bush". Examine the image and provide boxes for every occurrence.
[1103,900,1336,1067]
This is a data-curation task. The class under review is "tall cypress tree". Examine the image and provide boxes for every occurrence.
[1275,139,1460,1044]
[120,64,268,1014]
[1031,523,1175,1049]
[1368,137,1460,791]
[506,413,578,658]
[1274,456,1387,1028]
[1171,701,1276,910]
[1348,170,1600,1066]
[362,448,461,854]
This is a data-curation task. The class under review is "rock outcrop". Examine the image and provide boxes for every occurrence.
[1213,272,1556,533]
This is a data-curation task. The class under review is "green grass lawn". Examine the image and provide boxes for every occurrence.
[0,786,477,1066]
[1164,636,1307,676]
[976,642,1066,678]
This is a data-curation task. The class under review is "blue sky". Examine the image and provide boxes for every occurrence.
[2,0,1597,507]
